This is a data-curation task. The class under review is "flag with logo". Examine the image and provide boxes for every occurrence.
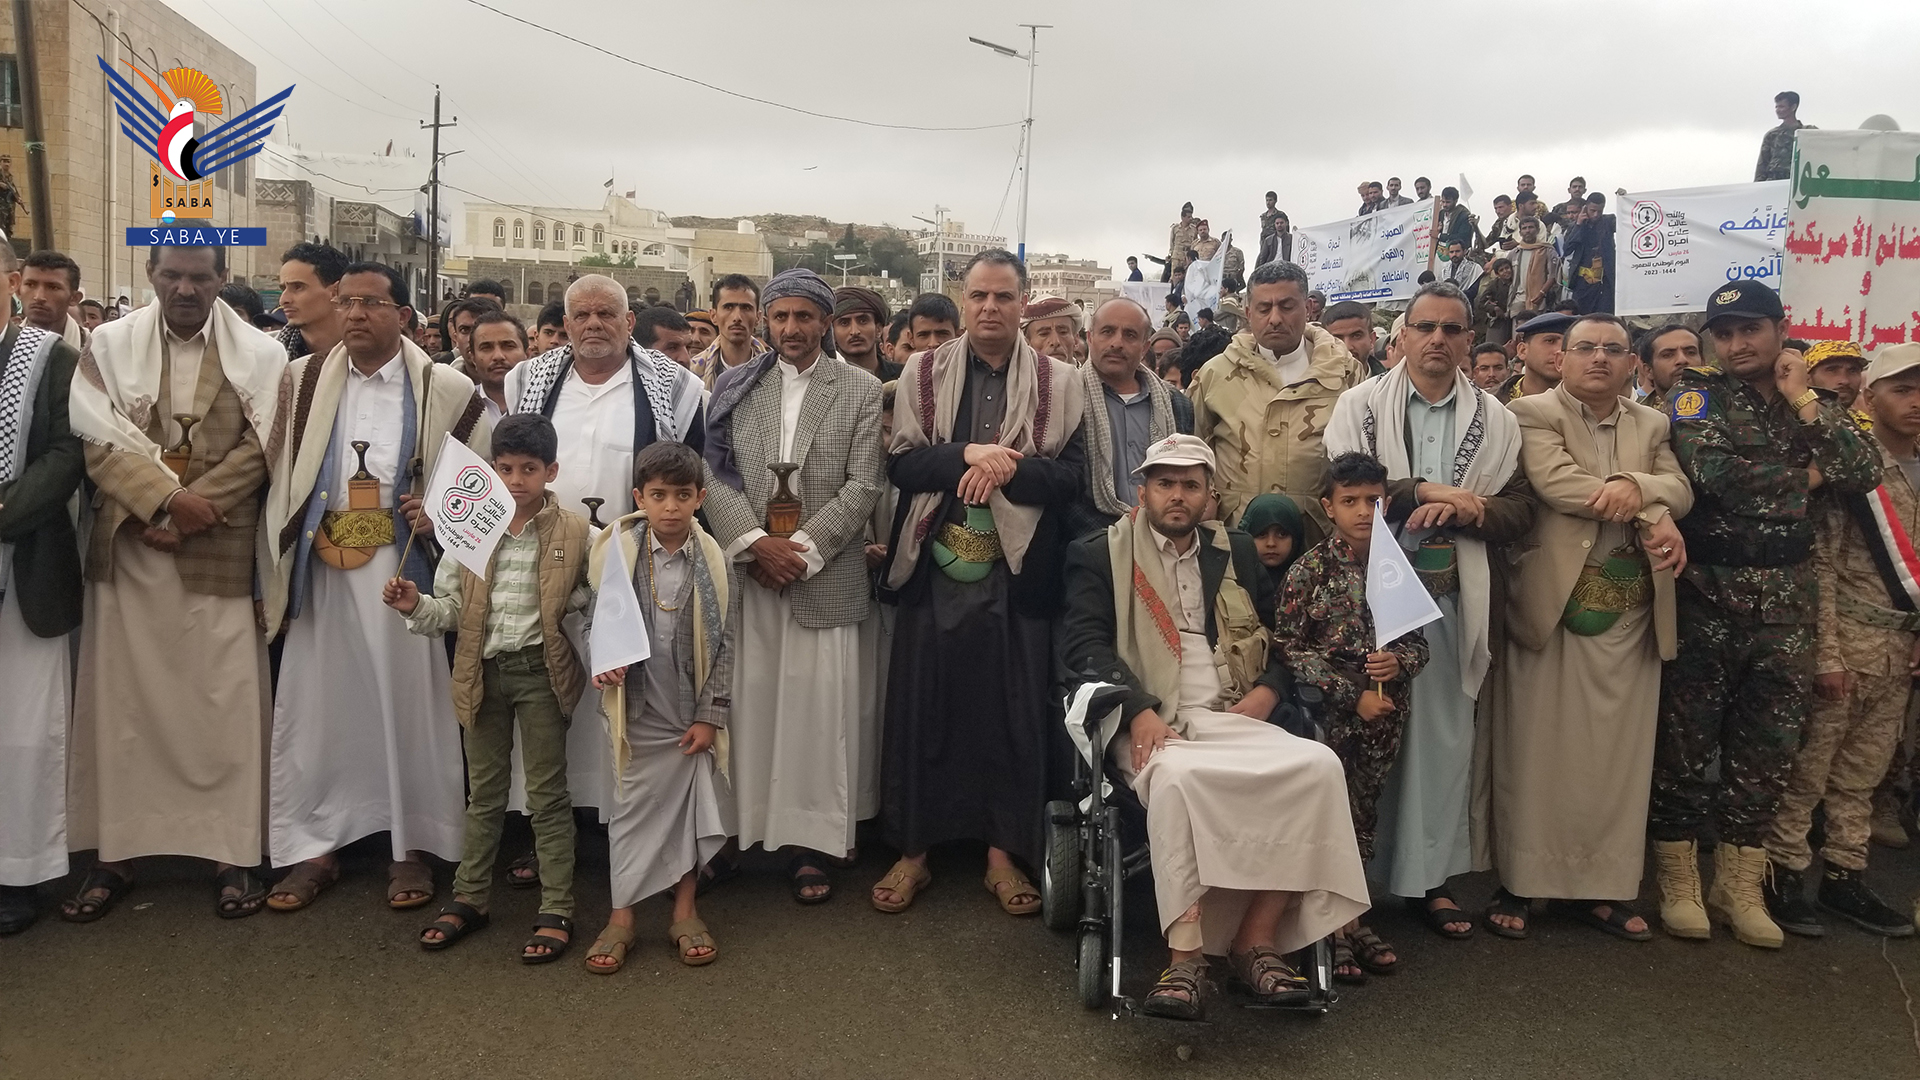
[422,433,514,577]
[1365,501,1443,649]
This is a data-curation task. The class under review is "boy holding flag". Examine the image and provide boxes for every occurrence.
[384,414,594,962]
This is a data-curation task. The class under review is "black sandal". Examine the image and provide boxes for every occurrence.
[521,913,574,964]
[60,866,135,924]
[1484,887,1532,940]
[215,867,267,920]
[695,853,739,898]
[788,851,833,905]
[420,900,490,951]
[1331,935,1367,985]
[1408,888,1475,940]
[505,850,540,890]
[1550,899,1654,942]
[1349,924,1399,974]
[1140,957,1211,1022]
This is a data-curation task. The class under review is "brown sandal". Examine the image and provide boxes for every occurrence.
[388,859,436,910]
[871,858,932,913]
[1140,957,1211,1021]
[983,866,1040,916]
[668,917,718,966]
[1228,945,1310,1005]
[266,860,340,912]
[585,924,636,975]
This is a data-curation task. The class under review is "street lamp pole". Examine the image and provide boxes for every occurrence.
[970,26,1049,264]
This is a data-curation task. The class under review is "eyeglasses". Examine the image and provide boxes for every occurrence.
[1407,321,1472,338]
[1567,342,1632,358]
[333,296,402,312]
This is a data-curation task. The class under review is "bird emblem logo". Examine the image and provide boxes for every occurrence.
[97,56,294,224]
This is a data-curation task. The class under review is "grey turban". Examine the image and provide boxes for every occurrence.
[762,267,835,317]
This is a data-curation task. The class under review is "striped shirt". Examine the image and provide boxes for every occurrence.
[407,518,585,657]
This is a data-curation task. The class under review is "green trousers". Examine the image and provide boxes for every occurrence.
[452,644,575,917]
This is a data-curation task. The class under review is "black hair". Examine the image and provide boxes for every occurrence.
[963,248,1027,290]
[1637,322,1699,366]
[1585,192,1607,208]
[1570,176,1587,186]
[1410,281,1472,322]
[634,304,691,348]
[1322,451,1389,498]
[536,299,566,330]
[1126,255,1138,263]
[1493,194,1513,204]
[470,308,528,350]
[1512,308,1541,326]
[342,260,410,308]
[1416,271,1436,285]
[147,222,227,275]
[1776,90,1800,107]
[1320,300,1371,326]
[217,282,264,321]
[711,273,759,307]
[1196,308,1213,322]
[78,298,104,314]
[1553,300,1581,315]
[1783,337,1812,352]
[1441,186,1460,200]
[467,278,507,300]
[447,295,499,332]
[886,311,912,345]
[1173,311,1192,326]
[1472,341,1510,360]
[632,440,704,491]
[491,412,558,465]
[1247,259,1309,295]
[23,249,79,289]
[1489,257,1513,273]
[1265,190,1277,200]
[907,291,959,328]
[280,241,348,286]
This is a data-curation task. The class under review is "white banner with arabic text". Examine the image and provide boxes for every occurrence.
[1614,181,1789,316]
[1783,129,1920,351]
[1292,200,1435,305]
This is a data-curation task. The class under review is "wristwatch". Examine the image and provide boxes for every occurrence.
[1789,389,1821,413]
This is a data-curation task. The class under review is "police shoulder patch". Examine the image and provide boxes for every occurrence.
[1671,388,1709,421]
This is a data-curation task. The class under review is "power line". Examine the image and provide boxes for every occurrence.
[189,0,420,121]
[457,0,1022,133]
[255,0,422,114]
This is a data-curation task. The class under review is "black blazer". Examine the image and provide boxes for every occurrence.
[0,330,84,636]
[1061,523,1288,728]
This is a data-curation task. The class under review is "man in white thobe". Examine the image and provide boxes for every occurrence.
[0,241,84,935]
[500,274,706,857]
[701,268,884,902]
[261,263,489,912]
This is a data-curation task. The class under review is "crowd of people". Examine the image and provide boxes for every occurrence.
[3,83,1915,1021]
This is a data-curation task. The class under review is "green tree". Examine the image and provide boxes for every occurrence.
[868,235,923,284]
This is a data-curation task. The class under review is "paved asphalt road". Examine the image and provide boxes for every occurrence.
[3,821,1917,1079]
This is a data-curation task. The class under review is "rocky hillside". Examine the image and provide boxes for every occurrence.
[668,213,910,241]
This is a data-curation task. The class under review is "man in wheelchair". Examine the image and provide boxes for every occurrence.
[1061,434,1369,1020]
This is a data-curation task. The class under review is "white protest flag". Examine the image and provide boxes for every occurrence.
[422,432,514,577]
[1365,500,1443,650]
[587,520,650,677]
[1458,173,1475,207]
[1184,228,1229,321]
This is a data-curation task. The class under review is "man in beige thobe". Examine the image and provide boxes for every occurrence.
[65,242,287,921]
[1476,313,1692,940]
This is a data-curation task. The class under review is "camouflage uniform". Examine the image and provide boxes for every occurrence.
[1652,369,1880,846]
[1767,441,1919,871]
[1274,537,1431,858]
[1167,218,1202,276]
[1755,121,1813,183]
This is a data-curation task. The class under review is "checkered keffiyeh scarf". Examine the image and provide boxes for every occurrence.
[0,324,60,607]
[515,341,698,444]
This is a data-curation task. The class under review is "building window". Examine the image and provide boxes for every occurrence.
[525,280,541,301]
[532,222,545,247]
[573,223,585,246]
[592,225,604,252]
[547,281,563,303]
[0,56,19,128]
[492,218,505,246]
[512,219,524,247]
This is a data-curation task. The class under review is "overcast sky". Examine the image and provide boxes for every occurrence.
[164,0,1920,272]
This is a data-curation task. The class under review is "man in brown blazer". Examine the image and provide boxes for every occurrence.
[1475,312,1692,941]
[64,240,287,924]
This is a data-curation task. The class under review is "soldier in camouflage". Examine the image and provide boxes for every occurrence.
[1651,280,1879,949]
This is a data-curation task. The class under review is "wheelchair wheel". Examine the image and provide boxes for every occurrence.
[1076,927,1107,1010]
[1042,800,1081,931]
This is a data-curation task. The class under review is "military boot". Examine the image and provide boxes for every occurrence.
[1707,844,1783,948]
[1760,862,1825,937]
[1653,839,1710,940]
[1817,866,1916,937]
[1869,800,1910,849]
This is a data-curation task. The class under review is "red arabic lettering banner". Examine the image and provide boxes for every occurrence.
[1783,130,1920,351]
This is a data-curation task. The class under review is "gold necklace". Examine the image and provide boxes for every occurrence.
[641,533,682,612]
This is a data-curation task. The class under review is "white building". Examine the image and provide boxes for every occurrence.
[915,220,1006,288]
[1026,253,1114,307]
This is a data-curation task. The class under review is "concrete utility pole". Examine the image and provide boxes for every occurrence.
[969,25,1049,263]
[12,0,53,252]
[420,87,456,305]
[913,204,948,288]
